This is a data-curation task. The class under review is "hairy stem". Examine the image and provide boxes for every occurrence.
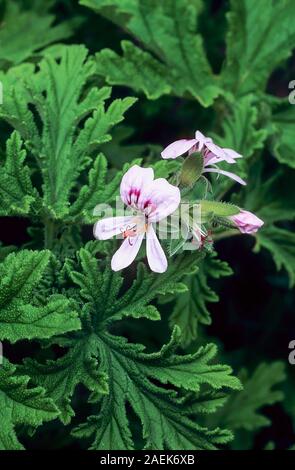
[44,219,57,250]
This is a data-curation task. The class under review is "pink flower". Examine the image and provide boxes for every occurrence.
[229,210,264,234]
[94,165,181,273]
[161,130,246,185]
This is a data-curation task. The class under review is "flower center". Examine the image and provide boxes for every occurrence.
[121,216,148,245]
[127,189,157,219]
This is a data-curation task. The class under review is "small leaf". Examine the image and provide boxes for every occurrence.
[0,131,37,216]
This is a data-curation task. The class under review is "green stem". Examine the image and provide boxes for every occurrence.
[44,219,57,250]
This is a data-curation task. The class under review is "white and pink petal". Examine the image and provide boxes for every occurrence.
[111,232,144,271]
[203,167,246,185]
[161,139,197,159]
[120,165,154,207]
[146,225,167,273]
[94,216,135,240]
[140,178,181,222]
[194,130,207,151]
[223,148,243,161]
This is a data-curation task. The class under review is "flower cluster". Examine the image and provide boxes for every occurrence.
[94,130,263,273]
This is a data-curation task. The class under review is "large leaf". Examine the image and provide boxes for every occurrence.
[72,328,241,450]
[0,1,77,66]
[22,339,108,425]
[23,246,241,450]
[83,0,222,106]
[214,96,268,162]
[0,46,136,218]
[222,0,295,95]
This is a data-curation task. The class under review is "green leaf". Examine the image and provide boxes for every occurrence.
[0,243,16,262]
[33,46,133,213]
[73,327,241,450]
[0,63,40,145]
[100,125,161,168]
[212,96,269,197]
[70,155,141,223]
[0,360,58,450]
[70,247,201,324]
[0,45,136,218]
[222,0,295,95]
[237,162,295,224]
[170,253,233,346]
[23,247,240,450]
[96,41,171,100]
[272,105,295,169]
[254,225,295,288]
[219,362,286,431]
[65,246,200,329]
[69,153,110,222]
[87,0,222,106]
[0,1,77,66]
[0,131,37,216]
[152,159,181,179]
[21,339,108,425]
[215,96,268,163]
[0,250,81,343]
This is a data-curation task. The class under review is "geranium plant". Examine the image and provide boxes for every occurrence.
[0,0,294,452]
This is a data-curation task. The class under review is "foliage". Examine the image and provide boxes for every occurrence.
[0,0,294,451]
[85,0,222,106]
[0,0,78,67]
[0,250,80,343]
[218,362,286,431]
[211,362,286,450]
[169,253,233,347]
[0,360,58,450]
